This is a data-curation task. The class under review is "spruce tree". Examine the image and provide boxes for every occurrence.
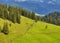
[12,14,17,23]
[31,12,35,20]
[16,13,20,24]
[1,22,9,35]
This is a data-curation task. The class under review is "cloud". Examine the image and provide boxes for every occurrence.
[48,1,55,4]
[31,0,44,3]
[14,0,44,3]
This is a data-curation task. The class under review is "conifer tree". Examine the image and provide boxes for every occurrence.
[31,12,35,20]
[16,13,20,24]
[1,22,9,35]
[11,14,17,23]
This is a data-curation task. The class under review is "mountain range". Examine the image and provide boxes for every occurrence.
[0,0,60,15]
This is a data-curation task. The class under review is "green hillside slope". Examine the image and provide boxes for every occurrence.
[0,16,60,43]
[11,21,60,43]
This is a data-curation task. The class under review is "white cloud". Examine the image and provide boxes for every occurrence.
[48,1,55,4]
[32,0,44,3]
[15,0,44,3]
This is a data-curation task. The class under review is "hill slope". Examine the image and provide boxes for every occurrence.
[0,16,60,43]
[11,21,60,43]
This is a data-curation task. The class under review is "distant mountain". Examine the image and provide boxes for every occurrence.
[15,1,60,15]
[0,0,60,15]
[41,12,60,25]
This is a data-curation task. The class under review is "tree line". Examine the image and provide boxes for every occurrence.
[0,4,40,23]
[0,4,40,35]
[41,12,60,26]
[0,4,21,24]
[21,9,40,22]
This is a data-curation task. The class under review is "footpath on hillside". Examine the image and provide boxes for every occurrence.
[9,22,36,43]
[22,23,35,35]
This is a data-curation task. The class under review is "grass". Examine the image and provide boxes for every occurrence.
[0,16,60,43]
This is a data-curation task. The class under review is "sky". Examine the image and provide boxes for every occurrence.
[1,0,60,5]
[0,0,60,14]
[14,0,60,5]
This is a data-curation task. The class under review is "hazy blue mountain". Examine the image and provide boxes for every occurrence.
[15,1,60,15]
[0,0,60,15]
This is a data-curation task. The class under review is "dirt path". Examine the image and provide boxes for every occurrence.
[22,23,35,35]
[9,22,35,43]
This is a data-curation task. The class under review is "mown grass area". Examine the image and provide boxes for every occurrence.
[0,16,60,43]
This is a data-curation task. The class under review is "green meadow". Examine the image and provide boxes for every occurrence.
[0,16,60,43]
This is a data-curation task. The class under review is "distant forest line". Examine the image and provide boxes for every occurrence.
[0,4,40,24]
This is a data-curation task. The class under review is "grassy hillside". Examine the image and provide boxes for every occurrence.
[0,16,60,43]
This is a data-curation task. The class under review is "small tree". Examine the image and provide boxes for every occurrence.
[31,12,35,20]
[1,22,9,35]
[16,13,20,24]
[12,14,17,23]
[35,16,38,22]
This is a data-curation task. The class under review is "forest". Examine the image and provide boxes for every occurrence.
[0,4,40,35]
[41,12,60,26]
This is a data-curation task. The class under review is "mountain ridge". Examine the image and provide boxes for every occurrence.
[0,0,60,15]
